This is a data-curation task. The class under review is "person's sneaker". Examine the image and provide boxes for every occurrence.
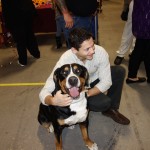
[114,56,124,65]
[17,60,26,67]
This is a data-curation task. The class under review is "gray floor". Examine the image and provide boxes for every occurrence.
[0,0,150,150]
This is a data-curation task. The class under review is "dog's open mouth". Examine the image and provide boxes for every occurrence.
[67,86,80,99]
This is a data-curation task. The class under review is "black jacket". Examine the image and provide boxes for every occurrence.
[1,0,37,29]
[65,0,98,17]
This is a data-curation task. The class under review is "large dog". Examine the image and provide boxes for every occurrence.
[38,63,98,150]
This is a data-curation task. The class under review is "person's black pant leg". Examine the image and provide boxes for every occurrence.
[88,66,125,112]
[88,93,111,112]
[143,39,150,79]
[11,25,28,64]
[26,20,40,57]
[107,66,125,110]
[128,39,144,78]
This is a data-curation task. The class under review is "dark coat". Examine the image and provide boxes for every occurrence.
[132,0,150,39]
[1,0,37,29]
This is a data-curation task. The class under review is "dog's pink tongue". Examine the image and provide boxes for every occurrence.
[69,87,79,98]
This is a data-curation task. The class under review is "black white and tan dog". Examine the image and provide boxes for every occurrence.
[38,63,98,150]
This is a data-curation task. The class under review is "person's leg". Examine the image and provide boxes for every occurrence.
[103,66,130,125]
[116,0,134,57]
[55,17,63,49]
[11,26,28,65]
[128,39,144,78]
[88,66,125,110]
[126,39,146,83]
[26,20,40,58]
[107,66,125,109]
[59,16,71,48]
[143,39,150,82]
[114,0,134,65]
[88,93,111,112]
[129,36,136,54]
[56,17,63,37]
[88,66,130,125]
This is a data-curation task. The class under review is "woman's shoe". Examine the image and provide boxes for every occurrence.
[114,56,124,65]
[17,60,26,67]
[126,77,146,84]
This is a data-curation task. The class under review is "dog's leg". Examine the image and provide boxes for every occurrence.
[79,123,98,150]
[54,131,63,150]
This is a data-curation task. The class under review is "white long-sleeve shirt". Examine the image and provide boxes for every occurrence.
[39,45,112,105]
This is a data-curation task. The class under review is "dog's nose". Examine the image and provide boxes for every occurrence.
[68,76,78,86]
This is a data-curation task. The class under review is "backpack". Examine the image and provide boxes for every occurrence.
[65,0,98,17]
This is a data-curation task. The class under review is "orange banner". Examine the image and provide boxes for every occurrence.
[32,0,53,9]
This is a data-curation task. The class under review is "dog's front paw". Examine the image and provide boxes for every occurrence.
[86,143,98,150]
[48,124,54,133]
[68,125,75,130]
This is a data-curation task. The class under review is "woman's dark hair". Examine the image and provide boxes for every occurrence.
[68,28,93,50]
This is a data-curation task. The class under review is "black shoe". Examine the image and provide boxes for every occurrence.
[114,56,124,65]
[102,109,130,125]
[147,78,150,83]
[31,51,40,59]
[121,8,129,21]
[56,36,62,49]
[126,77,146,84]
[129,53,132,57]
[33,54,40,59]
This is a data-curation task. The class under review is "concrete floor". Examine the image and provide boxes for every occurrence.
[0,0,150,150]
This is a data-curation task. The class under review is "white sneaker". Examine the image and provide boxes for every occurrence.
[86,143,98,150]
[68,125,75,130]
[49,124,54,133]
[17,60,26,67]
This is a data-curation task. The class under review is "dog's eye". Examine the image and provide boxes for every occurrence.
[61,70,68,76]
[74,69,81,75]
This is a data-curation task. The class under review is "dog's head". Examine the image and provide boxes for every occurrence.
[53,63,89,99]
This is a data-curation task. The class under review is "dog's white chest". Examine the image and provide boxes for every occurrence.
[64,93,88,125]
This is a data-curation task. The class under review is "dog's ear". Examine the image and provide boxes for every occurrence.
[81,66,89,87]
[84,70,89,87]
[53,67,60,84]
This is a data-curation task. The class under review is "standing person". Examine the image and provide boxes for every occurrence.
[126,0,150,84]
[114,0,135,65]
[52,1,68,49]
[1,0,40,66]
[54,0,99,48]
[39,28,130,125]
[121,0,131,21]
[52,1,63,49]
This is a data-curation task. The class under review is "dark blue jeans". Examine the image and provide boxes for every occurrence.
[56,15,94,48]
[88,66,125,112]
[56,16,64,37]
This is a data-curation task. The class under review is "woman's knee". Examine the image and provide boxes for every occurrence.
[111,65,126,80]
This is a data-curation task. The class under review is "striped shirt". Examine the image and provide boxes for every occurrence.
[39,44,112,105]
